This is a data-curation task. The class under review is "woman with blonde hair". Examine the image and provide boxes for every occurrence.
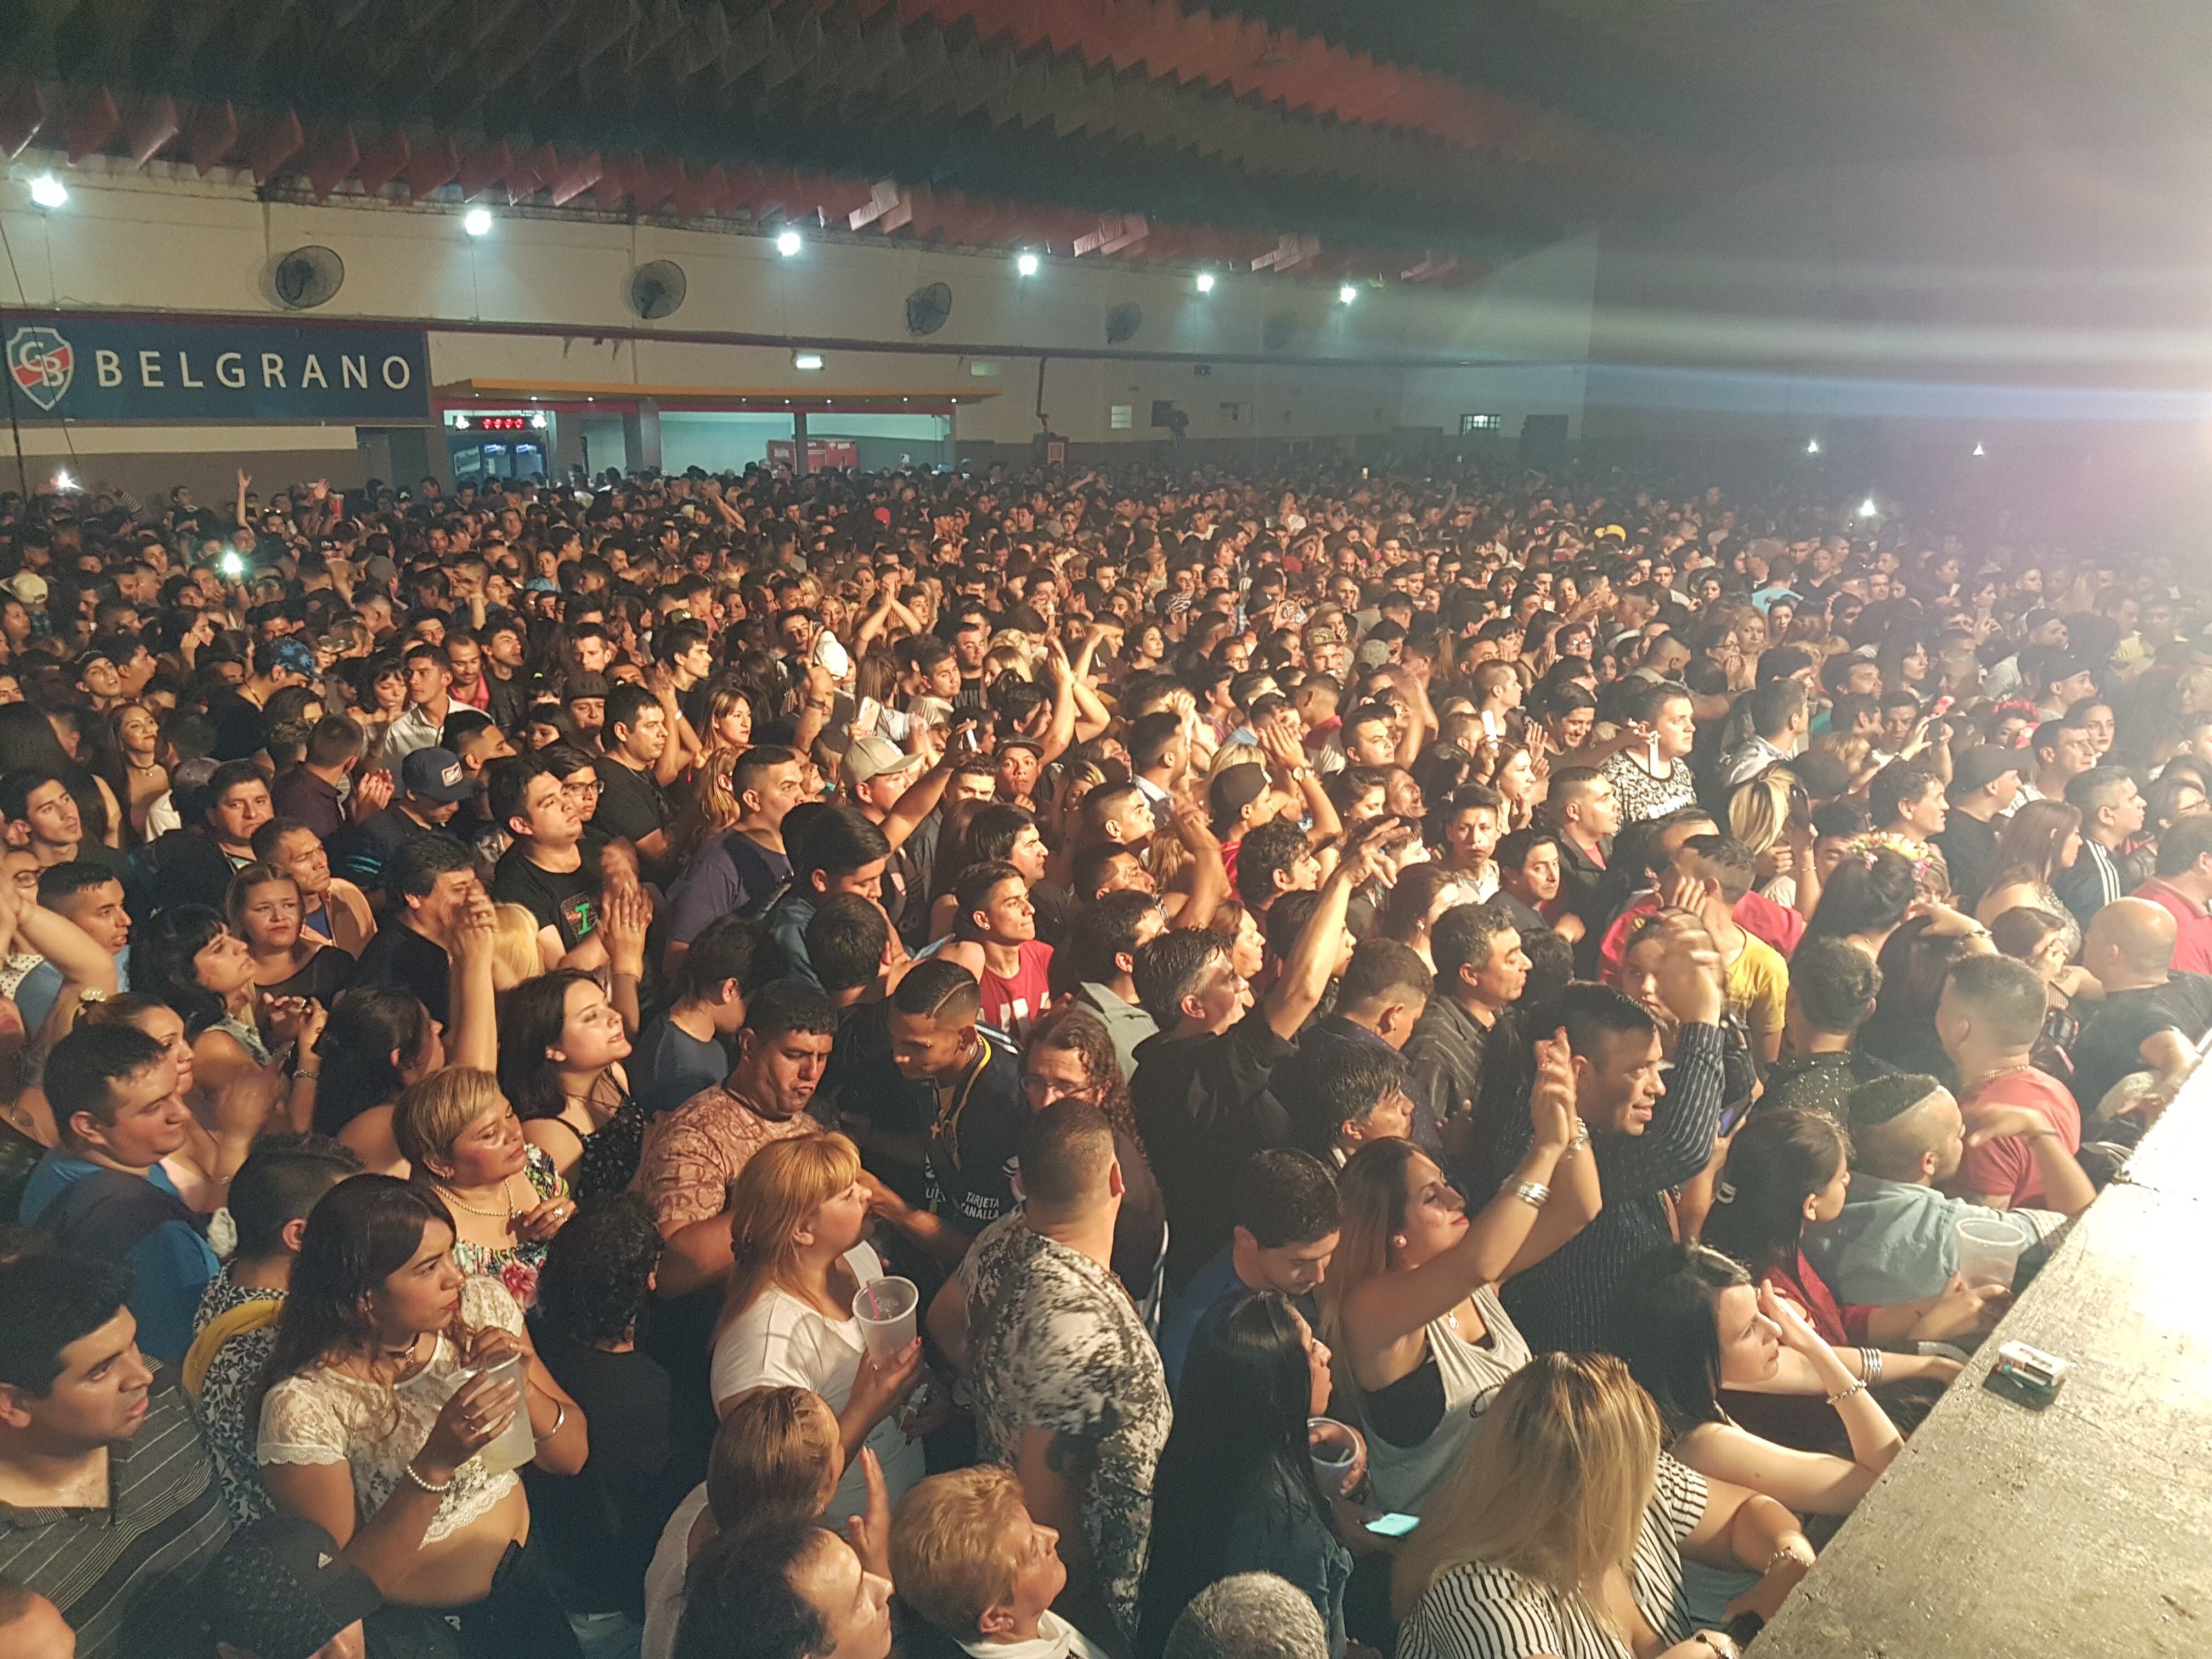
[396,1066,575,1310]
[643,1387,855,1659]
[489,902,546,992]
[1393,1353,1815,1659]
[1724,775,1818,915]
[708,1132,927,1525]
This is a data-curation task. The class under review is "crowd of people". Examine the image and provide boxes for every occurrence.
[0,453,2204,1659]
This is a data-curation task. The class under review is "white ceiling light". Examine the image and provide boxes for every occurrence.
[1338,283,1358,304]
[1195,272,1216,294]
[462,206,493,236]
[1016,252,1041,276]
[776,228,803,257]
[1857,496,1880,518]
[793,352,826,371]
[52,469,74,491]
[29,174,66,209]
[1804,438,1820,454]
[1972,442,1986,456]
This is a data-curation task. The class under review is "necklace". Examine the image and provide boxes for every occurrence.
[442,1177,519,1219]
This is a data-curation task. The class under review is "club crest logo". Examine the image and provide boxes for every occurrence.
[7,326,73,411]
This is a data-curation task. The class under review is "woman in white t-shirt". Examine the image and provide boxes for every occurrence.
[710,1132,927,1524]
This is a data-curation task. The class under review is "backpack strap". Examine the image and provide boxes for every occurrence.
[36,1166,203,1263]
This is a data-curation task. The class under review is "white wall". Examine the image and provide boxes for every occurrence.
[0,161,1596,460]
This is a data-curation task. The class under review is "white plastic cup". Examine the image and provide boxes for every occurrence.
[853,1277,920,1364]
[466,1353,536,1475]
[1955,1215,2029,1292]
[1308,1416,1357,1493]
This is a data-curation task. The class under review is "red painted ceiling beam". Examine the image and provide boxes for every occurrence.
[858,0,1570,162]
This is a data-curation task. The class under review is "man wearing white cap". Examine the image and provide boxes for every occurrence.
[845,734,954,943]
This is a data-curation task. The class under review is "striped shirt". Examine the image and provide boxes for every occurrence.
[1398,1455,1706,1659]
[1493,1021,1727,1355]
[0,1371,230,1659]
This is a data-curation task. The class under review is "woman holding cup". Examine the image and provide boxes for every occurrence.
[709,1132,929,1525]
[256,1175,589,1657]
[1137,1290,1361,1659]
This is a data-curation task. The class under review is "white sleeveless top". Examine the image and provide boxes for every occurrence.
[1364,1283,1531,1516]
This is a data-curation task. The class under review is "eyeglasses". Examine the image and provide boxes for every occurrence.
[561,778,602,797]
[1019,1073,1101,1105]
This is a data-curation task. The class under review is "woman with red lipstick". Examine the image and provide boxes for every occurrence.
[257,1174,589,1657]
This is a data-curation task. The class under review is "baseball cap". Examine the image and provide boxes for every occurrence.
[1209,760,1268,831]
[269,639,319,680]
[1949,746,2022,802]
[2,572,48,605]
[205,1515,383,1659]
[843,734,923,788]
[400,747,477,802]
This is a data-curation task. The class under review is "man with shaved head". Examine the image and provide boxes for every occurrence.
[1936,953,2097,1215]
[1799,1073,2070,1304]
[2134,813,2212,975]
[2070,898,2212,1127]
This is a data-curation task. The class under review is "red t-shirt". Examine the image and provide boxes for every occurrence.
[1955,1067,2080,1208]
[2133,879,2212,975]
[981,939,1054,1045]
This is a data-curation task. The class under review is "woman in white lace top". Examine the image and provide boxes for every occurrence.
[256,1174,590,1656]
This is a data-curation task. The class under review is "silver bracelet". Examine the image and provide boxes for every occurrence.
[1825,1376,1867,1407]
[534,1398,567,1442]
[403,1458,453,1494]
[1509,1180,1550,1209]
[1860,1346,1884,1385]
[1766,1545,1810,1574]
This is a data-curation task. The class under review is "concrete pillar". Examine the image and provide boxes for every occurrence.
[623,399,663,475]
[792,408,809,474]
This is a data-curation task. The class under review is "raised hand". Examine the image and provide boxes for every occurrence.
[349,769,396,820]
[1528,1027,1579,1153]
[1650,911,1725,1025]
[845,1448,892,1579]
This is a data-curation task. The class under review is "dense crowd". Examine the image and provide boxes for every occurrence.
[0,455,2205,1659]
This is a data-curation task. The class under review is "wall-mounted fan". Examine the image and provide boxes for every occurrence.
[1105,302,1142,345]
[273,246,345,310]
[629,261,687,320]
[906,281,953,336]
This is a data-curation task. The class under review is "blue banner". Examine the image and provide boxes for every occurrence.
[3,317,430,424]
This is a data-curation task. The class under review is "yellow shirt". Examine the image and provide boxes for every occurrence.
[1723,929,1788,1041]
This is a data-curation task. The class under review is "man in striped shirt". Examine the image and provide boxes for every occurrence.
[1479,913,1728,1355]
[0,1253,229,1659]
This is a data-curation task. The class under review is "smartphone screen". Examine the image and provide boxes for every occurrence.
[1364,1513,1420,1538]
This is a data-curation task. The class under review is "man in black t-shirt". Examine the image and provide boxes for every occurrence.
[591,682,677,876]
[488,753,606,972]
[352,833,479,1025]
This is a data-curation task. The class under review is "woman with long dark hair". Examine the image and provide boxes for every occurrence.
[256,1174,588,1657]
[1701,1108,2000,1361]
[1799,848,1917,958]
[499,967,642,1200]
[1607,1244,1903,1518]
[1317,1032,1598,1518]
[134,903,322,1136]
[1976,799,2086,953]
[1137,1291,1352,1659]
[313,987,446,1173]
